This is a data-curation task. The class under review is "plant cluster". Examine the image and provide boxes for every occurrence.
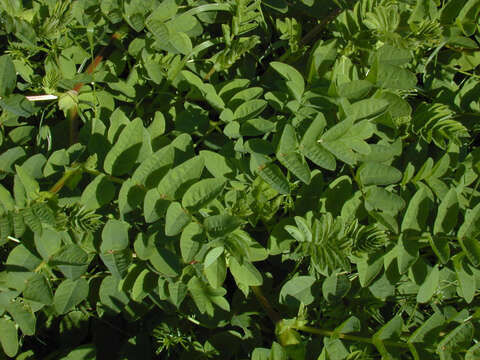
[0,0,480,359]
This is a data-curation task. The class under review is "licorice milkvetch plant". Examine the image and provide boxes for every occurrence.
[0,0,480,359]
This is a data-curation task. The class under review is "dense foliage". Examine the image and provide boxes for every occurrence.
[1,0,480,359]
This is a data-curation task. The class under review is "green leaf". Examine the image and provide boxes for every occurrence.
[204,255,227,288]
[262,0,288,13]
[0,55,17,96]
[457,0,480,36]
[168,281,187,307]
[143,188,168,223]
[252,348,271,360]
[165,202,191,236]
[0,318,18,357]
[348,98,389,121]
[199,150,235,179]
[118,178,145,216]
[416,265,439,303]
[408,311,445,344]
[54,278,89,314]
[182,178,225,212]
[149,247,181,277]
[459,236,480,267]
[365,186,405,215]
[204,247,224,268]
[322,273,351,303]
[228,87,263,108]
[324,338,349,360]
[58,344,96,360]
[252,156,290,195]
[333,316,361,336]
[99,276,129,314]
[219,79,250,101]
[229,257,263,286]
[241,119,276,136]
[401,186,434,233]
[101,219,130,253]
[300,114,335,170]
[0,94,36,117]
[44,149,69,177]
[170,32,192,55]
[376,63,417,90]
[180,222,204,263]
[181,70,225,110]
[433,188,458,235]
[6,300,36,335]
[466,343,480,360]
[428,234,450,264]
[187,276,230,316]
[204,214,243,238]
[133,233,155,260]
[437,322,474,358]
[320,119,373,165]
[131,268,157,302]
[6,244,41,273]
[452,254,475,303]
[458,202,480,239]
[0,147,27,174]
[372,315,403,358]
[15,165,39,198]
[337,80,373,100]
[358,162,402,186]
[131,145,174,187]
[0,183,15,211]
[270,342,288,360]
[50,244,90,279]
[277,124,311,184]
[80,175,116,211]
[100,248,132,278]
[233,99,268,122]
[104,118,144,175]
[270,62,305,100]
[356,253,384,287]
[23,273,53,305]
[157,156,205,200]
[377,44,412,66]
[279,276,316,307]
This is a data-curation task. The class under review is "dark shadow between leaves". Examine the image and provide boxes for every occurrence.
[110,144,142,175]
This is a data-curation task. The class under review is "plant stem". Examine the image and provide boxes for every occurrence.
[251,286,282,323]
[298,7,343,47]
[181,3,232,17]
[297,325,410,349]
[204,66,216,81]
[467,176,480,205]
[48,168,82,194]
[83,168,125,185]
[7,236,20,243]
[250,285,411,350]
[49,165,127,195]
[168,39,220,84]
[0,94,59,102]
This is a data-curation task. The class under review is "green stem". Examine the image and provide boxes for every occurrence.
[445,65,480,79]
[181,3,232,17]
[49,167,82,193]
[68,107,78,145]
[83,168,125,185]
[204,66,216,81]
[467,176,480,205]
[297,325,410,349]
[251,286,282,323]
[162,39,221,92]
[298,7,343,47]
